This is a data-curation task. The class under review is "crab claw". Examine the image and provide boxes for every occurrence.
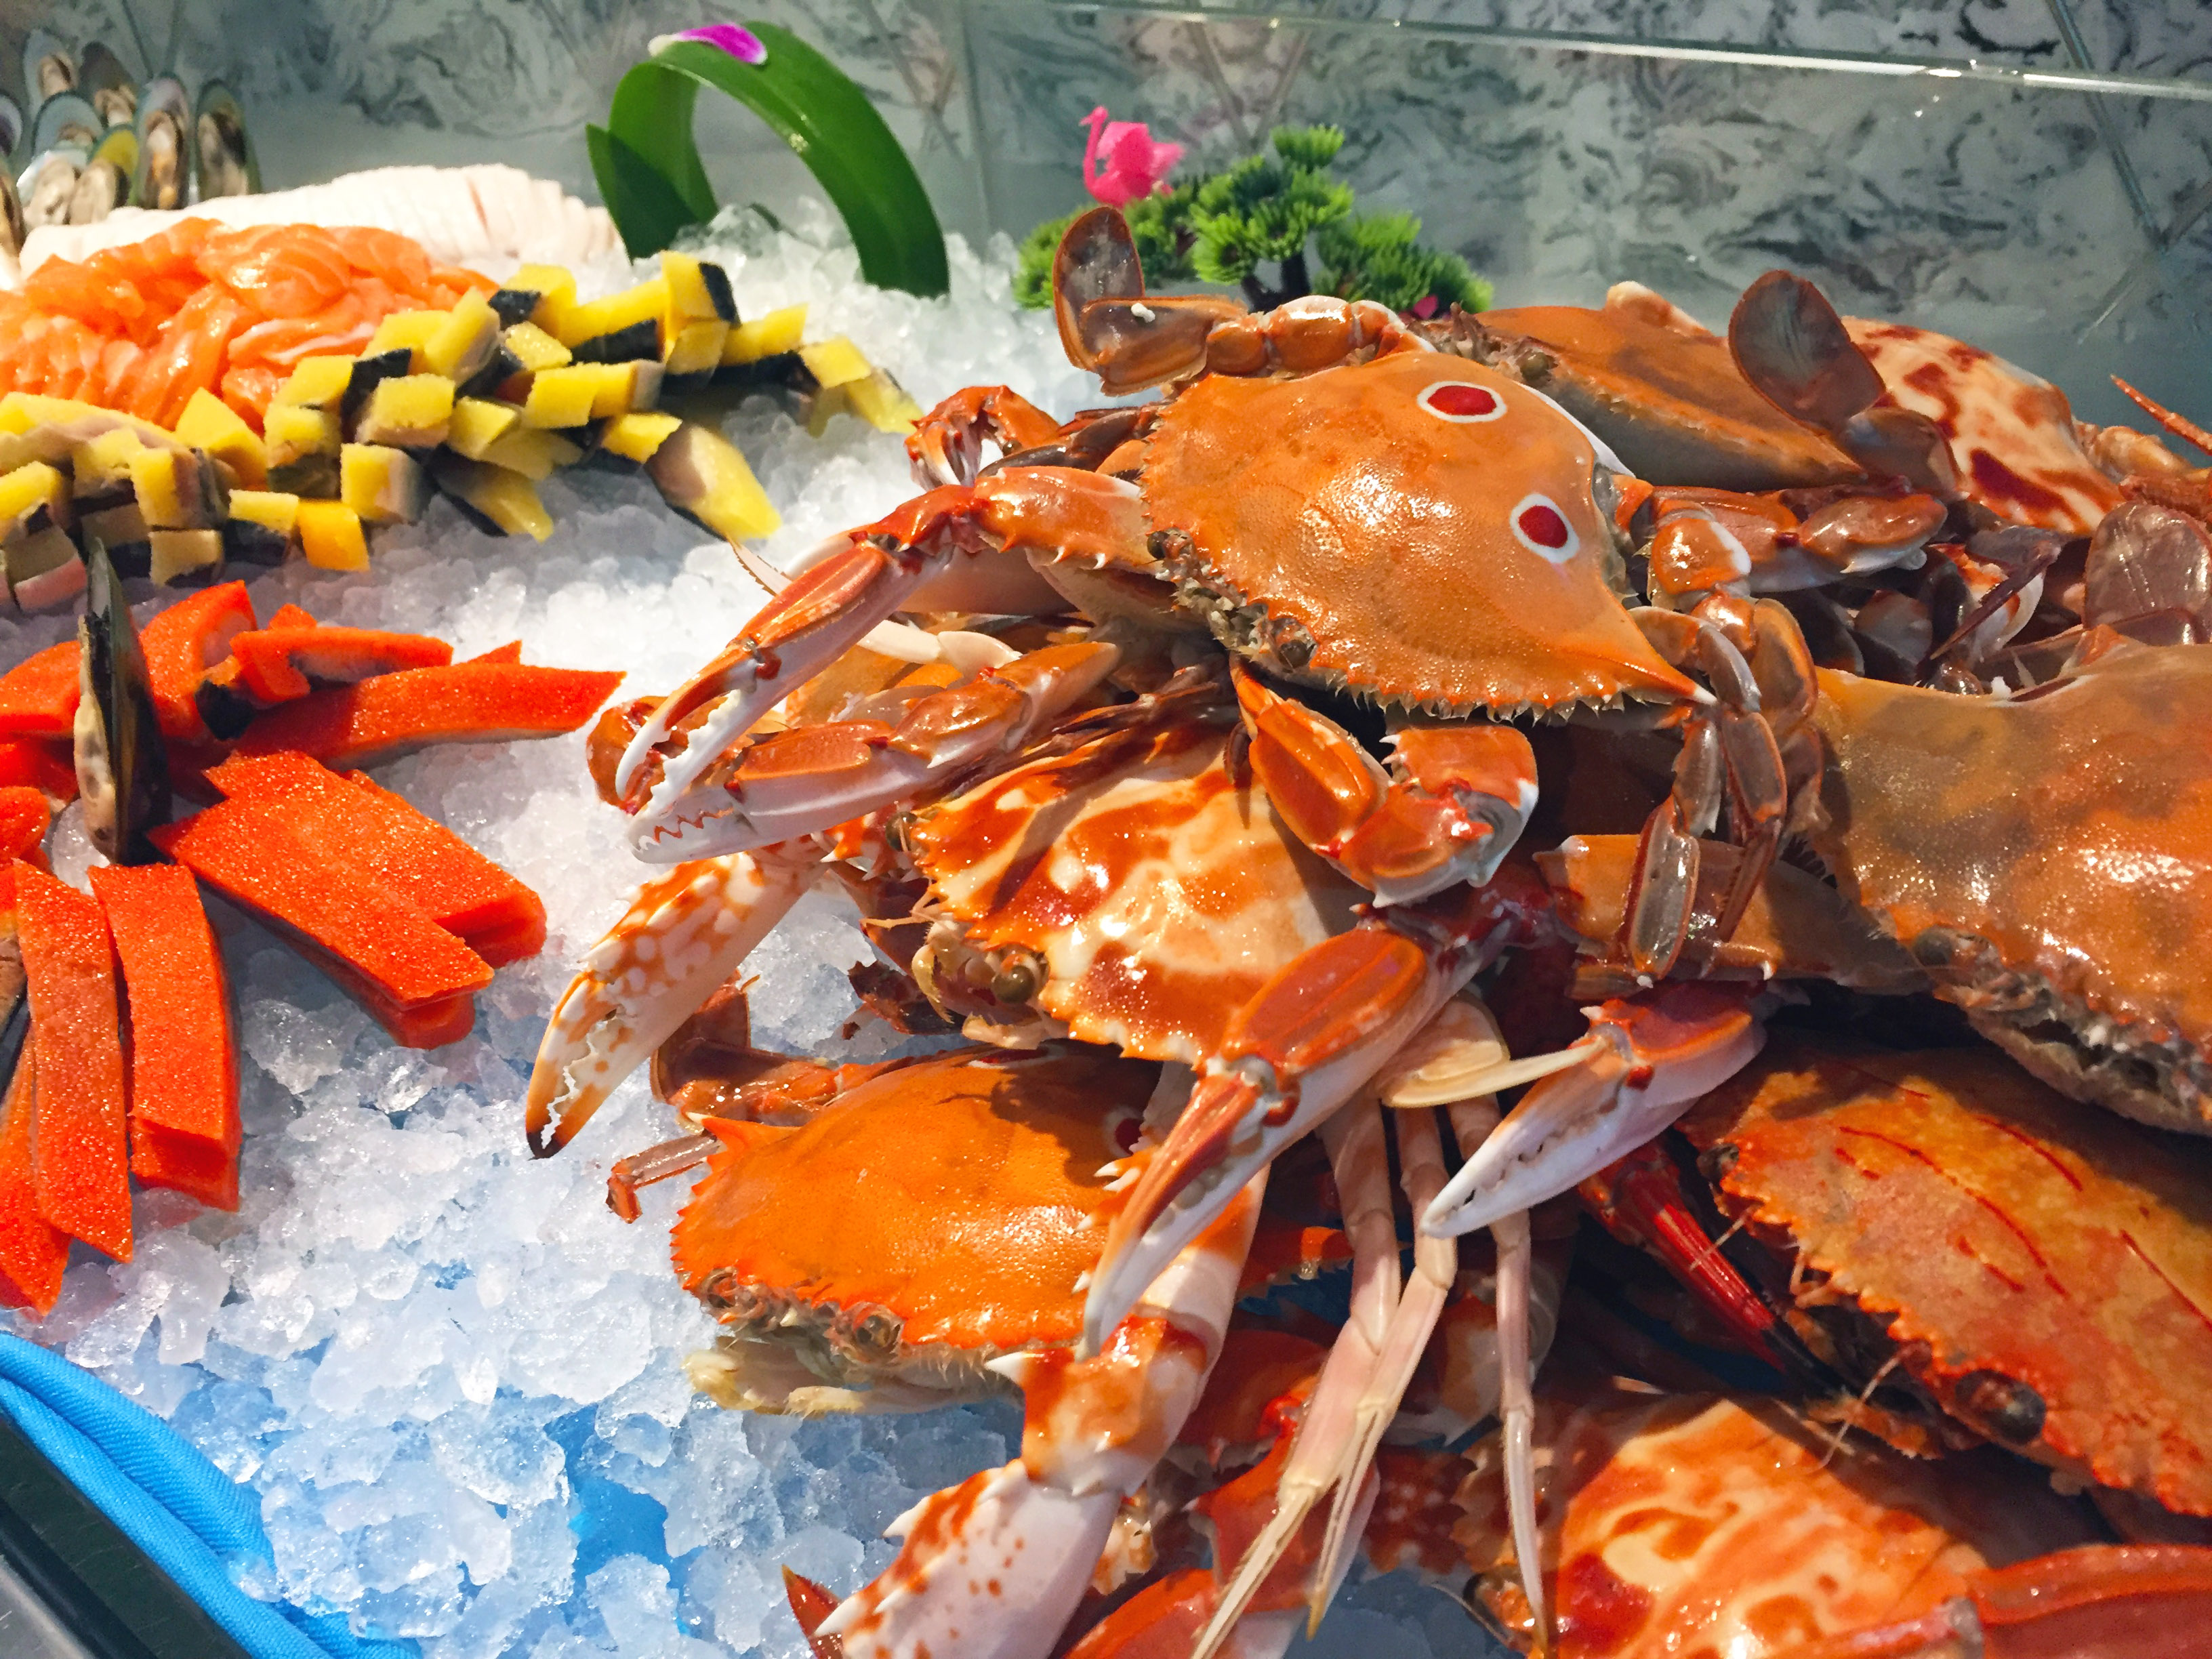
[1081,875,1547,1357]
[810,1178,1262,1659]
[1053,207,1247,395]
[1422,982,1765,1238]
[617,491,1000,855]
[523,850,817,1156]
[1233,663,1539,907]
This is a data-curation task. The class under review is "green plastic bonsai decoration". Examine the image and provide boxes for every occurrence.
[1016,121,1490,318]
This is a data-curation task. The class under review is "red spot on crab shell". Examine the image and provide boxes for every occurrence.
[1423,382,1500,418]
[1518,501,1571,549]
[1969,448,2068,519]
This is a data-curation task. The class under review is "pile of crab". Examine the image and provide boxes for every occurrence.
[526,205,2212,1659]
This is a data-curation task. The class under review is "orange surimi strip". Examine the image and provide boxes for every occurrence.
[140,582,260,740]
[0,641,82,739]
[89,865,239,1211]
[231,663,626,768]
[149,802,492,1049]
[224,626,454,704]
[0,1044,68,1313]
[205,751,546,966]
[465,642,524,665]
[16,865,131,1261]
[0,788,51,864]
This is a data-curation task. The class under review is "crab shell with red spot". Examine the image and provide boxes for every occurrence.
[1676,1033,2212,1519]
[673,1044,1158,1411]
[1456,1382,2100,1658]
[1808,640,2212,1134]
[1141,351,1698,717]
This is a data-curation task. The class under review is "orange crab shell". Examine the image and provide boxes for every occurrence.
[907,712,1366,1066]
[1811,644,2212,1130]
[1460,1387,2096,1658]
[672,1046,1158,1357]
[1845,318,2123,535]
[1479,302,1860,491]
[1679,1036,2212,1517]
[1141,352,1696,714]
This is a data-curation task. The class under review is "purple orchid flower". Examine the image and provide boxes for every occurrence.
[663,24,769,65]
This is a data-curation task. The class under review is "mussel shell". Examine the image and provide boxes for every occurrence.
[19,147,85,230]
[0,167,26,260]
[30,89,100,158]
[75,538,170,865]
[192,82,255,199]
[22,33,75,105]
[132,75,186,211]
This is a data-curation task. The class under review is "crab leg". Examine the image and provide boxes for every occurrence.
[1643,486,1946,609]
[619,475,1153,855]
[907,384,1066,488]
[799,1175,1264,1659]
[1232,663,1540,906]
[1775,1544,2212,1659]
[1423,981,1765,1239]
[640,640,1124,860]
[1080,870,1551,1357]
[523,845,820,1156]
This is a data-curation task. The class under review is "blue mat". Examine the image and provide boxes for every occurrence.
[0,1333,416,1659]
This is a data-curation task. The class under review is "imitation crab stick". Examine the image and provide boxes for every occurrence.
[15,864,131,1261]
[205,751,546,966]
[0,788,51,865]
[0,640,81,739]
[88,865,239,1211]
[224,624,454,703]
[149,802,493,1048]
[0,737,76,802]
[0,1048,67,1313]
[139,581,259,740]
[230,661,625,767]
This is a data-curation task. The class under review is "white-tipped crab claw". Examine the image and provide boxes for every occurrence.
[626,640,1125,863]
[523,848,819,1156]
[1422,982,1765,1239]
[805,1176,1264,1659]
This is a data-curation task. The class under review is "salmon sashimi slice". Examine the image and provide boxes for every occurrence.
[331,226,436,302]
[89,864,239,1209]
[0,740,75,804]
[199,226,354,320]
[0,642,82,740]
[140,582,260,740]
[205,750,547,965]
[127,284,247,428]
[223,625,454,704]
[218,364,284,428]
[0,1044,68,1313]
[16,863,131,1261]
[230,663,626,768]
[148,802,493,1047]
[226,291,373,369]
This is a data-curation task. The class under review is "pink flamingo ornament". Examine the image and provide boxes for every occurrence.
[1080,106,1183,208]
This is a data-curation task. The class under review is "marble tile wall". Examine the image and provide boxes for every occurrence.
[5,0,2210,414]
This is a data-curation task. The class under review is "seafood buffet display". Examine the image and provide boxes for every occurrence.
[528,203,2212,1656]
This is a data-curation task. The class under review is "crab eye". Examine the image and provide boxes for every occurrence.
[1419,381,1507,422]
[1510,494,1580,563]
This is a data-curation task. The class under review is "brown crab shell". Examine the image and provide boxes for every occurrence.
[1479,303,1860,491]
[1810,644,2212,1133]
[1139,351,1696,716]
[907,709,1364,1065]
[1458,1385,2095,1658]
[672,1046,1155,1368]
[1677,1036,2212,1517]
[1844,318,2123,536]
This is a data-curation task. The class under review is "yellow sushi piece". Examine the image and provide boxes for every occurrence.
[846,371,926,436]
[340,444,431,525]
[0,461,70,535]
[264,404,340,466]
[556,277,668,350]
[148,529,224,586]
[501,263,578,338]
[722,304,806,365]
[798,336,873,390]
[365,309,450,367]
[273,356,359,411]
[446,398,523,461]
[422,290,501,384]
[477,427,582,482]
[520,366,601,429]
[352,375,455,449]
[598,411,682,465]
[69,428,145,498]
[226,489,301,537]
[503,322,573,375]
[432,456,552,541]
[297,499,369,571]
[647,422,779,542]
[172,389,268,488]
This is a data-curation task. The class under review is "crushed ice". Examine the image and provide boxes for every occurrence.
[0,200,1489,1658]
